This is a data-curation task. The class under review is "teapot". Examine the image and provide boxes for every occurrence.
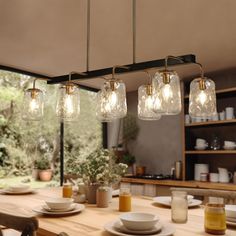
[218,168,233,183]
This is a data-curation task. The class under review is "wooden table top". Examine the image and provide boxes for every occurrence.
[0,187,235,236]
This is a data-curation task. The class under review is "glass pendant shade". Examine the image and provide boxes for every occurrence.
[138,84,162,120]
[153,70,182,115]
[96,80,127,122]
[56,83,80,121]
[189,78,217,118]
[22,88,44,121]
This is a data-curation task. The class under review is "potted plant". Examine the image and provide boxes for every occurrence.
[34,157,53,181]
[75,149,128,204]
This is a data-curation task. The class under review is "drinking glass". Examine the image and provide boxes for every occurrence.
[171,191,188,223]
[119,188,131,212]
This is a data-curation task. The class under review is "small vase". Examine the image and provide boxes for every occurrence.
[87,183,99,204]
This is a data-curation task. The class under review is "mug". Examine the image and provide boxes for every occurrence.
[185,114,191,124]
[209,173,219,183]
[219,111,225,121]
[194,164,209,181]
[225,107,234,120]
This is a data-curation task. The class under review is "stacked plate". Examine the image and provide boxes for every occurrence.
[225,205,236,227]
[33,197,85,216]
[1,184,34,195]
[104,212,175,236]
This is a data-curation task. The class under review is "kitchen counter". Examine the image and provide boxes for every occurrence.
[121,177,236,191]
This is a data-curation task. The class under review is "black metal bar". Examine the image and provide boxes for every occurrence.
[102,123,108,149]
[0,65,51,79]
[60,121,64,186]
[47,54,196,84]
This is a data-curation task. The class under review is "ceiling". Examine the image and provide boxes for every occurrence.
[0,0,236,91]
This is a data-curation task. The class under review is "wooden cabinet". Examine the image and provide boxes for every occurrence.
[183,81,236,183]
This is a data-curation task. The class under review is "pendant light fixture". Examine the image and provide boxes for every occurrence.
[56,72,84,121]
[138,70,162,120]
[153,56,182,115]
[189,63,217,118]
[96,65,128,122]
[22,78,44,121]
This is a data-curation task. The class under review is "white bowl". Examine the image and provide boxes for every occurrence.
[45,198,74,210]
[119,212,159,231]
[8,184,30,192]
[225,205,236,218]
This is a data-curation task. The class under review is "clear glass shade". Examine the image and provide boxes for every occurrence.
[138,84,162,120]
[153,70,182,115]
[22,88,44,121]
[96,80,127,122]
[189,78,217,118]
[56,84,80,121]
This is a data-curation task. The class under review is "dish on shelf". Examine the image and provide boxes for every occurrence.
[194,146,207,150]
[223,146,236,150]
[153,196,202,208]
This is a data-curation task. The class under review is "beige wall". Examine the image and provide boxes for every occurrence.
[124,91,183,175]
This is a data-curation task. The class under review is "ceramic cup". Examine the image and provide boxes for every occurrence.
[226,107,234,120]
[219,111,225,121]
[209,173,219,183]
[185,114,191,124]
[196,138,208,148]
[224,141,236,147]
[212,113,219,121]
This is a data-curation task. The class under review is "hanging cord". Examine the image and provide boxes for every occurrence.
[66,71,87,94]
[164,55,185,71]
[110,65,129,91]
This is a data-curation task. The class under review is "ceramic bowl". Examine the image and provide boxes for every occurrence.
[119,212,159,231]
[45,198,74,210]
[225,205,236,218]
[8,184,30,192]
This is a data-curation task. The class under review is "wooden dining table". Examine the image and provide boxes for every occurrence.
[0,187,235,236]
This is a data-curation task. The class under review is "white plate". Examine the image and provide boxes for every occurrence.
[0,189,35,195]
[153,196,202,208]
[194,146,207,150]
[42,203,76,212]
[104,220,175,236]
[33,203,85,216]
[114,220,162,235]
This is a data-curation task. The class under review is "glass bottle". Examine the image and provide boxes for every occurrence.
[119,188,131,212]
[171,191,188,223]
[205,203,226,235]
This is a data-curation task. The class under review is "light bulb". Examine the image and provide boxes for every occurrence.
[64,95,74,115]
[110,91,118,108]
[197,90,207,105]
[145,95,154,110]
[29,98,39,112]
[162,84,173,101]
[152,96,162,112]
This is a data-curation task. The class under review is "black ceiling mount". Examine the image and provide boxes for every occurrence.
[47,54,196,85]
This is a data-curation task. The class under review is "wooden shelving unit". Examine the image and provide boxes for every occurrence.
[183,83,236,185]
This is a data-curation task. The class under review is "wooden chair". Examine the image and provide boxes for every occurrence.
[0,212,38,236]
[170,187,236,204]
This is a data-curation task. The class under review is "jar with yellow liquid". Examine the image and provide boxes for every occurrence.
[119,188,131,212]
[205,203,226,235]
[62,183,73,198]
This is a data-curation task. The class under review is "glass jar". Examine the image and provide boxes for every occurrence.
[171,191,188,223]
[119,188,131,212]
[62,183,73,198]
[205,203,226,235]
[96,186,109,208]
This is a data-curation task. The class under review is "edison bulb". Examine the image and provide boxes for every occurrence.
[110,91,118,108]
[152,95,162,112]
[29,98,39,112]
[65,95,74,115]
[198,90,207,105]
[162,84,173,101]
[145,95,154,110]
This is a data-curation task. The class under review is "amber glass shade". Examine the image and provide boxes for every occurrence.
[96,80,127,122]
[22,88,44,121]
[153,70,181,115]
[56,84,80,121]
[189,78,217,118]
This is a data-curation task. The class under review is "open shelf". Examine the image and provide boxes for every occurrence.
[185,119,236,127]
[185,150,236,154]
[184,86,236,99]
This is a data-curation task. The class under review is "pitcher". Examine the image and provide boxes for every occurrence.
[218,168,233,183]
